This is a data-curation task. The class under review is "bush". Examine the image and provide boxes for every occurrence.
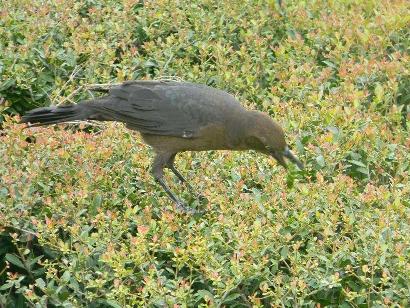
[1,0,410,306]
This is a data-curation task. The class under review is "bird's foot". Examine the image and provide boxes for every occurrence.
[175,200,203,215]
[196,193,208,204]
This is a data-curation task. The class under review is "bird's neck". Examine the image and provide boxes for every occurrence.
[228,110,264,151]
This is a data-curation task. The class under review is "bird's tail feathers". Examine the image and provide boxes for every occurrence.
[20,103,94,127]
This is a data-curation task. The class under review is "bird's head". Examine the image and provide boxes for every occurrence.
[246,111,303,170]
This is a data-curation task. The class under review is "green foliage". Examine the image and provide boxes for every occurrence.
[1,0,410,306]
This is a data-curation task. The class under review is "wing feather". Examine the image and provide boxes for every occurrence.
[92,81,243,138]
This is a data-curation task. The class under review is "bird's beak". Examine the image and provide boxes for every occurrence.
[271,147,304,170]
[271,150,288,168]
[283,147,304,170]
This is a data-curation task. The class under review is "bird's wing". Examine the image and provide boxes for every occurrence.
[92,81,243,138]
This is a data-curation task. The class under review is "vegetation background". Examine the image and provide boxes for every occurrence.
[1,0,409,306]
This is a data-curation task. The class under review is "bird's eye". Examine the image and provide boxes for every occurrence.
[266,146,272,151]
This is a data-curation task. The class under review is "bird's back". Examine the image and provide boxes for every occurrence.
[89,80,246,139]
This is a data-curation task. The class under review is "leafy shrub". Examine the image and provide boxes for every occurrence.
[1,0,410,306]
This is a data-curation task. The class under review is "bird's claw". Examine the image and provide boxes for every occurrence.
[196,194,208,203]
[175,200,203,215]
[175,200,195,214]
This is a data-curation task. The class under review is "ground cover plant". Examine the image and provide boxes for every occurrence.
[1,0,410,306]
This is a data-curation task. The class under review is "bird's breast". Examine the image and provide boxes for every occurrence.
[141,123,236,153]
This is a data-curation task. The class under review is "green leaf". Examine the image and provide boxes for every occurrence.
[0,187,8,197]
[32,268,46,277]
[144,60,158,67]
[349,160,367,168]
[223,293,242,303]
[230,169,241,181]
[280,246,289,259]
[93,194,103,207]
[374,83,384,102]
[196,289,214,301]
[316,155,325,167]
[5,253,25,269]
[106,300,122,308]
[27,255,43,268]
[61,271,71,283]
[322,60,337,68]
[0,281,14,290]
[356,167,369,175]
[295,139,305,154]
[0,79,15,92]
[35,278,46,289]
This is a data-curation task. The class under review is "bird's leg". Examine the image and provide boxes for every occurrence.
[152,153,196,213]
[166,154,194,190]
[166,154,206,202]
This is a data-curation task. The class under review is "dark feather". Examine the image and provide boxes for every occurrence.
[88,81,244,138]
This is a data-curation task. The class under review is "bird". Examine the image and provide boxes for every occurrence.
[21,80,303,212]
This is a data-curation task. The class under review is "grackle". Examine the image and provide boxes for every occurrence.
[21,80,303,212]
